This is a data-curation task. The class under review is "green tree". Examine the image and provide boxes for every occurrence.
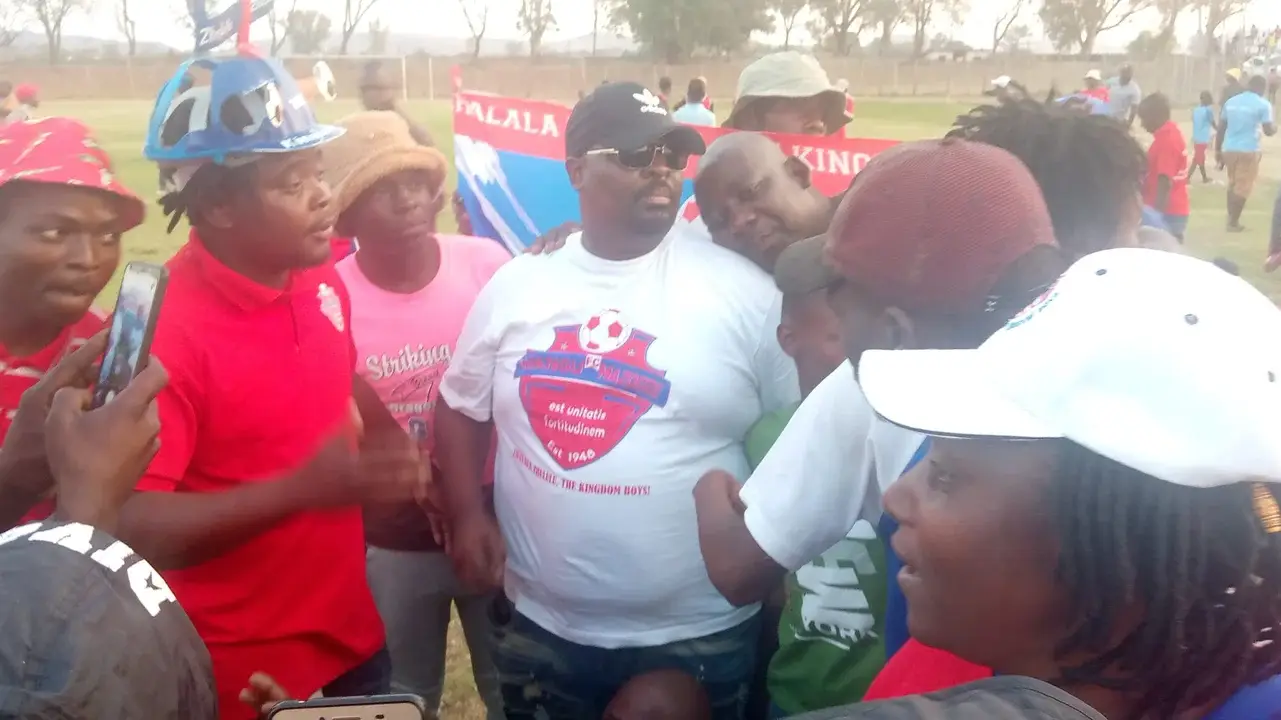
[288,9,332,55]
[866,0,902,55]
[808,0,868,56]
[1038,0,1154,56]
[770,0,808,49]
[990,0,1027,53]
[366,17,390,54]
[903,0,966,58]
[517,0,555,57]
[609,0,770,62]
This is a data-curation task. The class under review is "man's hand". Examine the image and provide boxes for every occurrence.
[45,356,167,533]
[694,469,747,516]
[0,331,107,507]
[239,672,291,719]
[525,221,581,255]
[449,511,505,592]
[415,465,451,552]
[293,430,424,510]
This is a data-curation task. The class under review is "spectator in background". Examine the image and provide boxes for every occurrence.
[7,84,39,124]
[673,78,718,127]
[1080,69,1110,105]
[1137,93,1190,241]
[1108,64,1141,128]
[658,76,673,110]
[725,52,852,136]
[323,111,509,720]
[359,60,433,147]
[674,76,715,114]
[1270,66,1280,104]
[1217,74,1276,233]
[1220,68,1245,110]
[1191,91,1215,183]
[0,118,143,529]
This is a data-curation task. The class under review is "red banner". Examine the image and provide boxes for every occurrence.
[453,90,899,199]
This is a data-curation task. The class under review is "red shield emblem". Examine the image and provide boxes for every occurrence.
[514,311,670,470]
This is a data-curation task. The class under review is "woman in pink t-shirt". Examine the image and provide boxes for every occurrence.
[322,111,511,719]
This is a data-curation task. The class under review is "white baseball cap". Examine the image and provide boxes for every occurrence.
[859,248,1281,489]
[990,75,1012,89]
[1085,69,1103,81]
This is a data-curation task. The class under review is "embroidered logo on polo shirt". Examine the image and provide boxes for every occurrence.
[317,283,345,333]
[514,309,671,471]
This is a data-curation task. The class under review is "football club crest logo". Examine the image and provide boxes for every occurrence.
[1004,282,1059,331]
[514,310,671,470]
[317,283,345,332]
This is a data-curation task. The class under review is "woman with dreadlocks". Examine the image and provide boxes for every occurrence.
[842,248,1281,720]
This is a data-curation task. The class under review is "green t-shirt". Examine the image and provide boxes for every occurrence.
[743,404,889,717]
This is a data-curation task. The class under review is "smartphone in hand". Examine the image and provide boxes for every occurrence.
[267,694,427,720]
[91,262,168,409]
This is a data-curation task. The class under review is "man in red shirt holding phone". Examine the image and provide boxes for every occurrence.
[0,118,145,528]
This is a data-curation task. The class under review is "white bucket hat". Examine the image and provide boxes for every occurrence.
[859,248,1281,489]
[725,51,851,135]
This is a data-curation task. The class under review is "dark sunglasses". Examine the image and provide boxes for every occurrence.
[584,145,690,171]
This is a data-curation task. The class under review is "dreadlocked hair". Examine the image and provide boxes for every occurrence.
[946,94,1147,260]
[1049,442,1281,719]
[158,161,257,234]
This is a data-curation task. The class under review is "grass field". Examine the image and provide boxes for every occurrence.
[44,96,1281,717]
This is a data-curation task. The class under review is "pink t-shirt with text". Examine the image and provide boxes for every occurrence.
[337,234,510,469]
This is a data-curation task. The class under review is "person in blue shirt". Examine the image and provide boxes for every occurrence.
[671,77,717,127]
[1217,74,1277,232]
[1191,90,1216,183]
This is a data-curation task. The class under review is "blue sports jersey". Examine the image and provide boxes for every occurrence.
[1192,105,1215,144]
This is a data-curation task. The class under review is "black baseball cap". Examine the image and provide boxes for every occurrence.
[0,521,217,720]
[565,81,707,158]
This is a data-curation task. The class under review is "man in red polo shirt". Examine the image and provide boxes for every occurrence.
[113,56,423,719]
[0,117,144,529]
[1138,93,1191,241]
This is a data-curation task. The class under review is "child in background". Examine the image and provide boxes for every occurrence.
[1138,93,1191,241]
[1191,91,1215,183]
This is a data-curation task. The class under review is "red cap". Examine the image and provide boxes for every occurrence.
[826,138,1057,314]
[0,117,145,230]
[14,84,38,103]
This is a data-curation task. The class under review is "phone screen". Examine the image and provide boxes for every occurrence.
[267,696,426,720]
[91,262,168,409]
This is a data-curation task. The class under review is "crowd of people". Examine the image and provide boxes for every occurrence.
[992,63,1281,251]
[0,47,1279,720]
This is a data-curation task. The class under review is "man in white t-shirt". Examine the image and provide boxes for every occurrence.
[435,81,799,720]
[693,139,1069,714]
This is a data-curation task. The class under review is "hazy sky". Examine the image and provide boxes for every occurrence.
[64,0,1281,52]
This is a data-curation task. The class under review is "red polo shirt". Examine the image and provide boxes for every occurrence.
[1081,85,1110,103]
[1,310,106,525]
[139,233,383,719]
[1144,121,1191,217]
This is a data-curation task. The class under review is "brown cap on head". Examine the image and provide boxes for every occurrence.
[775,138,1061,317]
[323,111,447,216]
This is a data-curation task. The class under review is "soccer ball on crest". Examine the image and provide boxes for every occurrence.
[580,309,631,353]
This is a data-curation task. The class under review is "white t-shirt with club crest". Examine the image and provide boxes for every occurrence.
[439,228,799,648]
